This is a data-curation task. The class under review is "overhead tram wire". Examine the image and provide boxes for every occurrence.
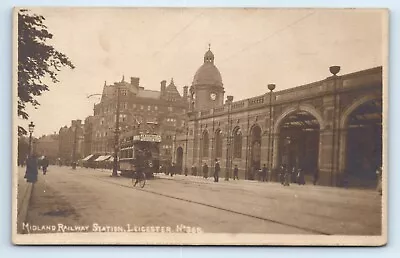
[219,11,316,64]
[151,11,204,58]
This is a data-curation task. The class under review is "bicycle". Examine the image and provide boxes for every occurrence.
[132,170,146,188]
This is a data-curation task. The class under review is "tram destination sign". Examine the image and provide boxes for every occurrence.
[133,134,162,142]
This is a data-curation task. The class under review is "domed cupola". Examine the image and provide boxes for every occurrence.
[191,45,225,110]
[192,45,223,88]
[204,48,215,63]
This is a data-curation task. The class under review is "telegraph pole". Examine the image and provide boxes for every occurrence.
[72,122,78,169]
[112,81,122,177]
[267,84,276,177]
[225,96,233,181]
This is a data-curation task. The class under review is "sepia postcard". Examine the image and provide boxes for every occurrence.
[12,7,388,246]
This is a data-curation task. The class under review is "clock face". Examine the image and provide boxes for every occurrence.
[210,93,217,101]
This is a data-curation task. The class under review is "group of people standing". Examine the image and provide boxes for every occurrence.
[189,159,224,182]
[278,164,306,186]
[159,162,178,177]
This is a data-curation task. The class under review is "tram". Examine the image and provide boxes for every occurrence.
[119,122,161,178]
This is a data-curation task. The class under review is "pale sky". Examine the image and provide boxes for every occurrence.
[19,8,386,136]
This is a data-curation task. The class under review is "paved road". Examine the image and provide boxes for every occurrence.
[20,166,382,235]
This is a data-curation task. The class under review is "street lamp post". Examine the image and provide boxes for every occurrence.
[225,96,234,181]
[72,123,78,169]
[329,65,341,186]
[267,84,276,179]
[112,81,122,177]
[28,121,35,157]
[185,126,189,175]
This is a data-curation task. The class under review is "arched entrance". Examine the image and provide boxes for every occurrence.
[250,125,261,180]
[344,98,382,187]
[176,147,183,174]
[277,110,320,180]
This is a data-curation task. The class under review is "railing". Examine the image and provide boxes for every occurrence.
[275,81,325,102]
[190,67,382,119]
[232,101,245,110]
[201,110,210,117]
[214,106,225,113]
[248,96,265,106]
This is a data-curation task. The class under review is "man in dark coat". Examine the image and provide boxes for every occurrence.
[203,163,208,178]
[25,155,38,183]
[170,162,175,177]
[297,168,305,185]
[313,169,319,185]
[214,159,220,182]
[42,156,49,175]
[262,164,268,182]
[233,165,239,180]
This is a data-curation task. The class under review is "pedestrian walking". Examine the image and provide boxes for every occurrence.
[291,167,297,184]
[170,162,175,177]
[376,166,382,195]
[233,165,239,180]
[203,163,208,178]
[313,169,319,185]
[25,154,38,184]
[279,165,285,185]
[252,166,258,181]
[262,164,268,182]
[42,156,49,175]
[284,165,290,186]
[192,164,198,176]
[297,168,305,185]
[214,159,220,182]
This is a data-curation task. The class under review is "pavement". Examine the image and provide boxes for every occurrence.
[17,166,382,236]
[16,167,33,234]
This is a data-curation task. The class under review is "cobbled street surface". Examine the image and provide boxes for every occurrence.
[18,166,382,235]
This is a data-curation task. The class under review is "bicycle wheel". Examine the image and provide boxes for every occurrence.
[139,172,146,188]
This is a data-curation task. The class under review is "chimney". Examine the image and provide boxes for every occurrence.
[161,80,167,93]
[183,86,188,98]
[130,77,140,88]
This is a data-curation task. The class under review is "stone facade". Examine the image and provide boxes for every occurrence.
[175,49,383,187]
[58,120,84,165]
[86,76,189,163]
[35,133,59,162]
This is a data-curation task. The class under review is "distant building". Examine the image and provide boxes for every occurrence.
[35,133,59,162]
[58,120,84,165]
[86,76,188,162]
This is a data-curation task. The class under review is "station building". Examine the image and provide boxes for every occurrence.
[175,48,383,187]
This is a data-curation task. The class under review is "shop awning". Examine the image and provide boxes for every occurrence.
[95,155,112,162]
[82,154,94,161]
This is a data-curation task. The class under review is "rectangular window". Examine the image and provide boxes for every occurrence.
[148,106,151,111]
[140,105,144,110]
[168,107,173,112]
[155,106,158,111]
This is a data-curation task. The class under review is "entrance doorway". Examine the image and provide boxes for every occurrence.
[278,111,320,180]
[176,147,183,174]
[250,125,261,180]
[345,99,382,187]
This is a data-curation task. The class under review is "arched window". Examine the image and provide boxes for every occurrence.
[215,129,223,158]
[202,131,209,157]
[233,127,242,158]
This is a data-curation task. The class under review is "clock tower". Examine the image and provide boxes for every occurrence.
[191,45,224,111]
